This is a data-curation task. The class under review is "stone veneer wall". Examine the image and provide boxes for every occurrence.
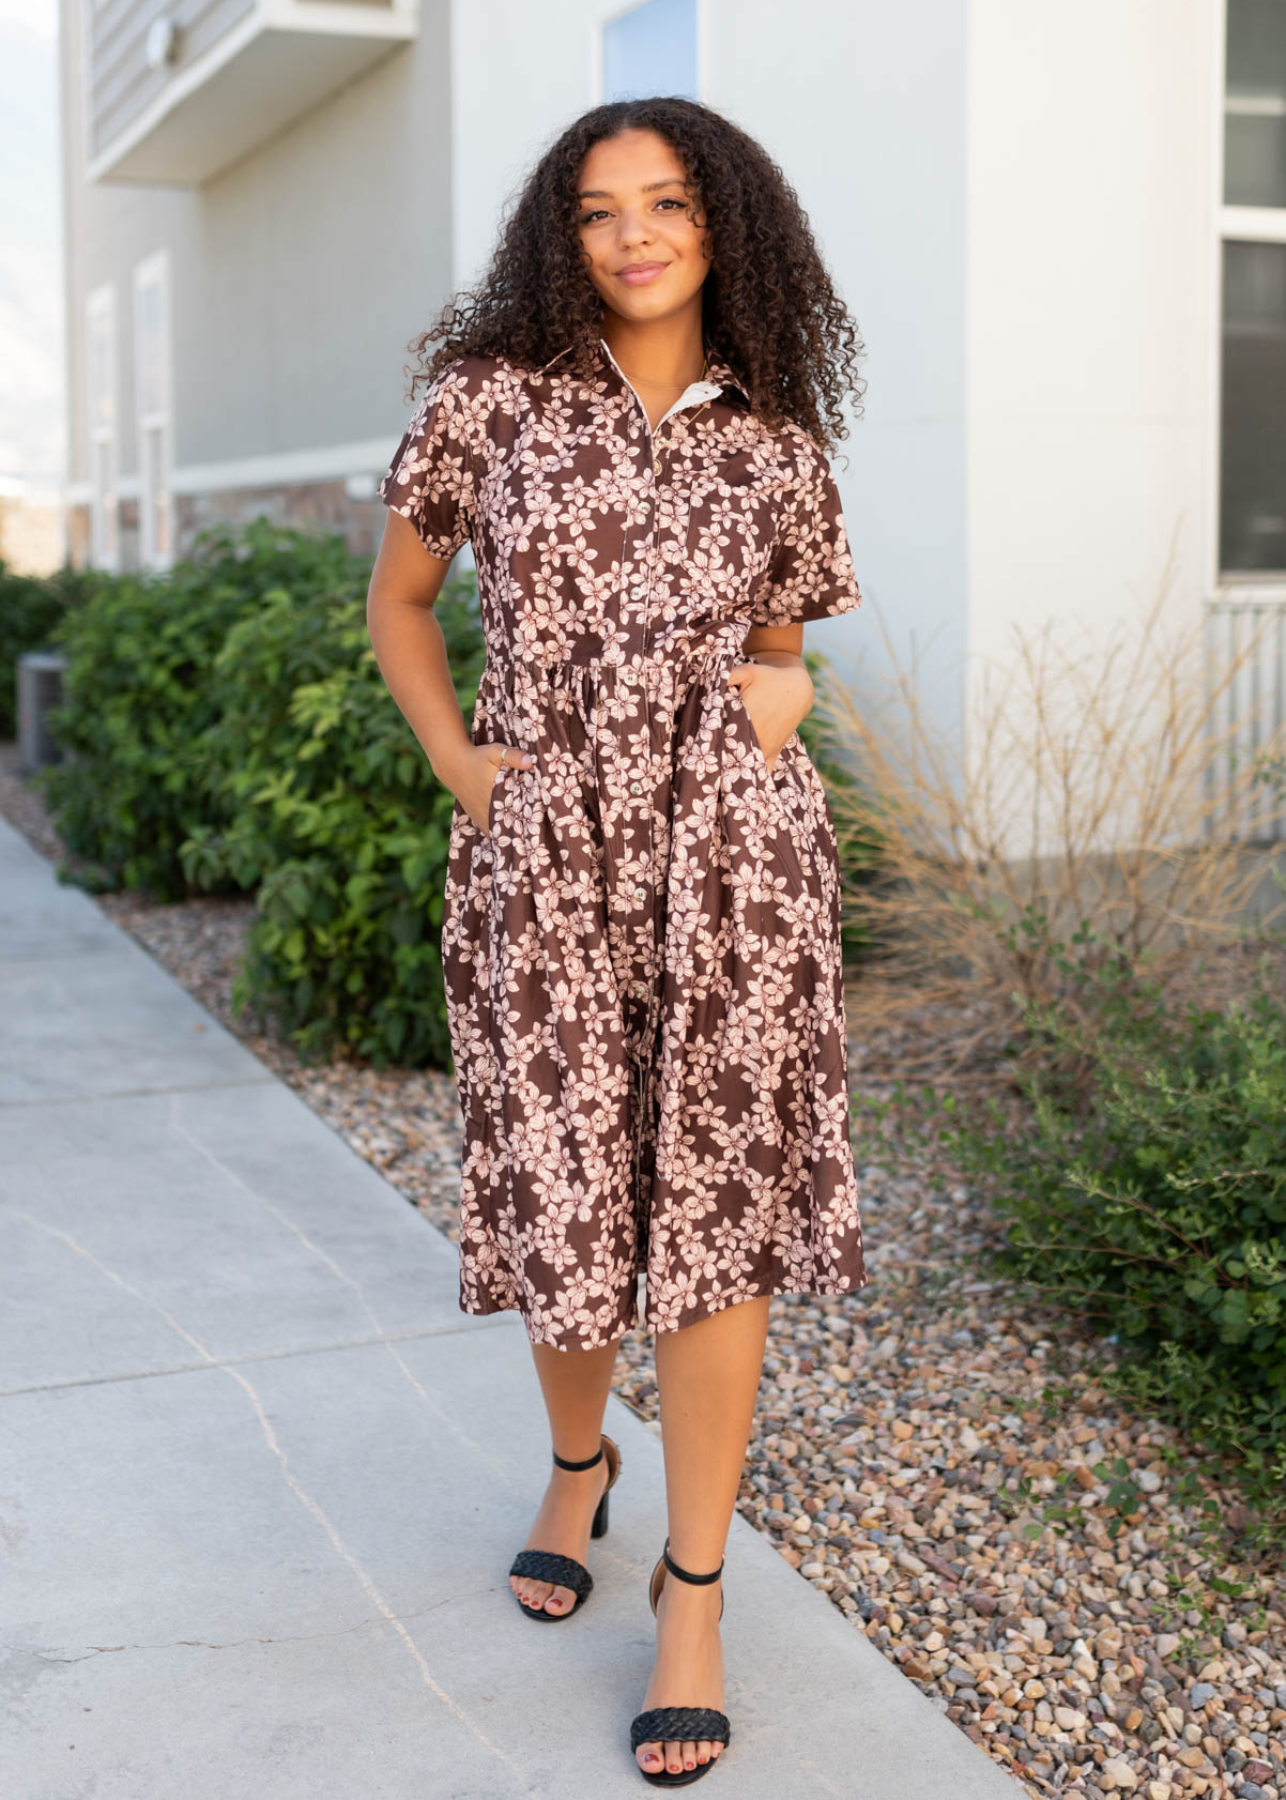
[0,496,64,576]
[65,480,390,572]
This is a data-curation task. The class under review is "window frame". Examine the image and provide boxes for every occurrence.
[84,280,119,572]
[133,249,174,571]
[1212,0,1286,600]
[596,0,703,104]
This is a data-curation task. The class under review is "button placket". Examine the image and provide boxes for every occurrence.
[595,339,724,1206]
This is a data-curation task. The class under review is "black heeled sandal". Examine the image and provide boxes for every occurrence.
[507,1432,621,1622]
[629,1537,731,1786]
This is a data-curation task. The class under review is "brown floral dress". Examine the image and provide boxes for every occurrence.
[379,333,870,1351]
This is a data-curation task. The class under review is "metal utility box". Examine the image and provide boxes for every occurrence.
[17,651,67,774]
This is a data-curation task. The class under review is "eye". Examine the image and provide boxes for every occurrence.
[578,196,693,226]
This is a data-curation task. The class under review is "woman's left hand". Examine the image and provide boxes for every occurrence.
[727,657,814,772]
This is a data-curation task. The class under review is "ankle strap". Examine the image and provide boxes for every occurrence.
[663,1540,724,1586]
[552,1440,604,1472]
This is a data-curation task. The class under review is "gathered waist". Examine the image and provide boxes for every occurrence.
[480,635,747,713]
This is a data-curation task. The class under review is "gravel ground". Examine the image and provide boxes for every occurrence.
[4,741,1282,1800]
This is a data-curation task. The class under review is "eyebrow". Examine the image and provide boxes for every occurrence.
[576,177,687,200]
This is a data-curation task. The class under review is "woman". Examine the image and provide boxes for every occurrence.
[367,95,870,1786]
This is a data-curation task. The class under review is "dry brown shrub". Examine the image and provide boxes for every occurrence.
[817,554,1286,1087]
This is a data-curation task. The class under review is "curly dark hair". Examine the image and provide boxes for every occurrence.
[405,96,866,454]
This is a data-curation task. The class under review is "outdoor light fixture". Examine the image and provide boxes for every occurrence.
[145,16,179,71]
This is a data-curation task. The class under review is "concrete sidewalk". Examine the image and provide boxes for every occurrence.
[0,814,1019,1799]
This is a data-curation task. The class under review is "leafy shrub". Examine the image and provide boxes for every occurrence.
[181,571,485,1068]
[925,953,1286,1508]
[0,560,103,739]
[36,521,370,899]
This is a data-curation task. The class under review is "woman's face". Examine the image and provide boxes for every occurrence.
[576,128,712,324]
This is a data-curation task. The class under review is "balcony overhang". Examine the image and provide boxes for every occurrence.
[87,2,418,187]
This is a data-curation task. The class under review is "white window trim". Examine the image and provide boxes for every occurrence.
[1210,0,1286,604]
[85,280,118,572]
[133,249,174,570]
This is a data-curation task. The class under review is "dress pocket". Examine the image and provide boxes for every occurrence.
[485,760,507,838]
[727,681,789,778]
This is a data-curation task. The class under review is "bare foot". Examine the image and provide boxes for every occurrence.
[634,1562,725,1777]
[509,1441,613,1617]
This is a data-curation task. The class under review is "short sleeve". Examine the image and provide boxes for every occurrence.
[749,446,863,628]
[378,363,477,560]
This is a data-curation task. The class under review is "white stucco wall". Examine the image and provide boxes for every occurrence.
[185,24,452,467]
[964,0,1221,855]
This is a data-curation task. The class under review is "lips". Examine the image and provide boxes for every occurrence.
[616,262,669,284]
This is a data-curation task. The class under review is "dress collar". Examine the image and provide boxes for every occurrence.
[697,343,751,406]
[535,335,752,408]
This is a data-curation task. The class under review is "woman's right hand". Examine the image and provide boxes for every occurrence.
[458,741,537,834]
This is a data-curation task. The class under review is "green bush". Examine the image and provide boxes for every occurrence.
[924,953,1286,1508]
[181,572,485,1068]
[0,560,103,739]
[37,521,370,899]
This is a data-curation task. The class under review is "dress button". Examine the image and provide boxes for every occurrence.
[629,780,643,795]
[622,668,639,687]
[631,981,648,1000]
[632,885,647,903]
[629,585,646,600]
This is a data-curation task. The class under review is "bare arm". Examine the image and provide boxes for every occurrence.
[365,512,535,831]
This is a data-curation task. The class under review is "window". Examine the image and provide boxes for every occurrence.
[601,0,698,103]
[133,251,173,568]
[1220,0,1286,578]
[85,282,118,570]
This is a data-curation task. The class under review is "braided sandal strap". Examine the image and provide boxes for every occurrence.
[507,1549,592,1601]
[630,1707,731,1752]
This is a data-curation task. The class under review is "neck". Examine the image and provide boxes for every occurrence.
[600,308,707,389]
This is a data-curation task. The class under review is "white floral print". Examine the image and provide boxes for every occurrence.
[379,333,870,1350]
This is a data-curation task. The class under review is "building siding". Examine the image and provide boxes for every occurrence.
[87,0,256,163]
[60,0,450,563]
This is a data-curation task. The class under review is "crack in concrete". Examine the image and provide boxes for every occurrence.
[22,1593,472,1661]
[167,1095,517,1488]
[0,1076,275,1109]
[0,1315,513,1400]
[13,1212,545,1800]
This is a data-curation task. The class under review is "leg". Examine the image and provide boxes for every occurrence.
[635,1297,770,1777]
[510,1335,622,1617]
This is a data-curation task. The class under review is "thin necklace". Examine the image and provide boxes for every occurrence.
[614,354,710,390]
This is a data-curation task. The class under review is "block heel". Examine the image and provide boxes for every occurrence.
[591,1482,610,1539]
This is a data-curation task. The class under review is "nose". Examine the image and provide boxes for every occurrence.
[616,206,656,248]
